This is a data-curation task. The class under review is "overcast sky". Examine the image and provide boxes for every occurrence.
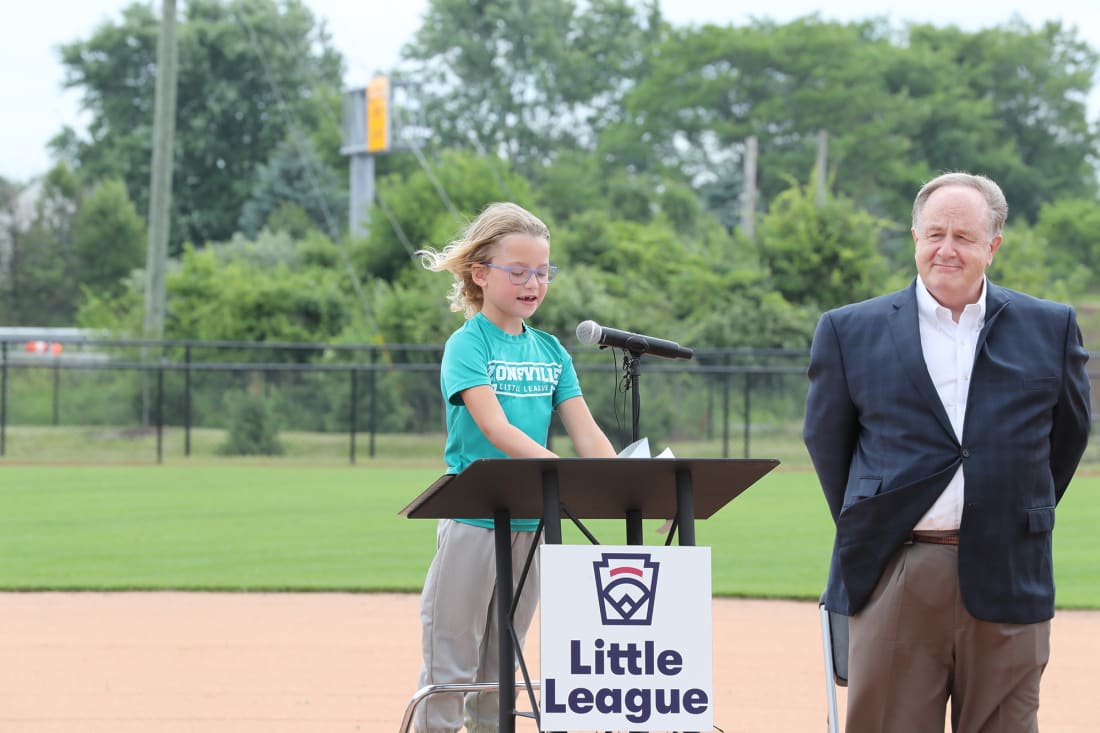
[2,0,1098,181]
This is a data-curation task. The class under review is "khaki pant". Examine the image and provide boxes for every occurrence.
[846,541,1049,733]
[414,519,541,733]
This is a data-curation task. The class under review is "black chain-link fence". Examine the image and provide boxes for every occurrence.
[2,335,1096,466]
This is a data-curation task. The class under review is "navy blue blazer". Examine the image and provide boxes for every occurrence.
[804,280,1091,624]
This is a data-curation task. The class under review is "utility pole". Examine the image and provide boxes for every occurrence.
[342,75,392,238]
[815,129,828,208]
[741,136,758,242]
[141,0,177,429]
[143,0,178,343]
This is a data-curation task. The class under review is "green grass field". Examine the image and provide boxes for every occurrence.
[2,464,1097,607]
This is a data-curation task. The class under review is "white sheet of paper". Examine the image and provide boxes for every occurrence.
[616,437,651,458]
[614,439,677,532]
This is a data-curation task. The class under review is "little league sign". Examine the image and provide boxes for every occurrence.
[538,545,712,730]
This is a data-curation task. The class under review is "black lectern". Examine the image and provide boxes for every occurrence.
[400,457,779,733]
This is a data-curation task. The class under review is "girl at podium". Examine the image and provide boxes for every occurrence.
[414,202,617,732]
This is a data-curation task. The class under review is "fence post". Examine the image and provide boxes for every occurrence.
[743,371,753,458]
[1,341,7,457]
[52,358,61,426]
[349,367,358,465]
[156,362,164,464]
[722,355,731,458]
[184,344,192,457]
[369,348,377,459]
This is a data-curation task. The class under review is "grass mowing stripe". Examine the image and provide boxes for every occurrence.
[1,466,441,590]
[2,466,1097,607]
[1045,484,1100,608]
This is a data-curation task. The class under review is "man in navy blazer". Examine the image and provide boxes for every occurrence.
[804,172,1091,732]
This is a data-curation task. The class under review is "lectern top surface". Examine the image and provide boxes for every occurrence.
[399,457,779,521]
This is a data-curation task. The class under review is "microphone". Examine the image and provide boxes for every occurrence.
[575,320,694,360]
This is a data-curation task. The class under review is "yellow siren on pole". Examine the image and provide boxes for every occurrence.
[366,75,390,153]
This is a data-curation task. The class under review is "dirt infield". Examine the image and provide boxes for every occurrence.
[1,592,1096,732]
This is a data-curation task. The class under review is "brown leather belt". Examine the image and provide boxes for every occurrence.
[908,530,960,546]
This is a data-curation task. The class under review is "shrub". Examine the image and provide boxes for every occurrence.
[217,390,284,456]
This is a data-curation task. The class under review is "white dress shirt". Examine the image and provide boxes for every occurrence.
[912,276,986,531]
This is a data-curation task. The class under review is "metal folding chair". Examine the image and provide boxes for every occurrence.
[819,600,849,733]
[397,681,541,733]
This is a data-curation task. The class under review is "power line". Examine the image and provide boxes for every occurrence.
[238,6,517,274]
[405,136,462,225]
[373,189,417,258]
[233,9,341,242]
[231,7,376,332]
[253,14,457,260]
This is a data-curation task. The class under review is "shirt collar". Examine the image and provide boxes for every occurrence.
[915,275,986,324]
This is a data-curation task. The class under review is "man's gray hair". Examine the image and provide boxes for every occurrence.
[912,172,1008,237]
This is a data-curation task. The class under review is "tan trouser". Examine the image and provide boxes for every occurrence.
[846,541,1049,733]
[414,519,541,733]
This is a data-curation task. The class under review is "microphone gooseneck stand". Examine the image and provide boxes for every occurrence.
[622,345,645,544]
[619,348,691,733]
[623,348,643,444]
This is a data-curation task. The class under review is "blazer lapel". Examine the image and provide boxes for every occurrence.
[963,280,1011,442]
[976,280,1011,353]
[887,282,956,440]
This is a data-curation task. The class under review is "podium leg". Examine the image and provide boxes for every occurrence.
[676,470,700,733]
[493,510,515,733]
[676,468,696,546]
[541,468,562,544]
[626,508,643,545]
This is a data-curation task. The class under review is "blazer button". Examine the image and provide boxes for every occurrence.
[961,448,971,458]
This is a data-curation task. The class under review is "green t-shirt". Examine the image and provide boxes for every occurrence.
[441,313,583,531]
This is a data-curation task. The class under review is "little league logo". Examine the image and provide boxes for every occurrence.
[592,553,659,626]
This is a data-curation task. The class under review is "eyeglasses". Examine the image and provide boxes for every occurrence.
[481,262,558,285]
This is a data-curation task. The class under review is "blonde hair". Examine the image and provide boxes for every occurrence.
[417,202,551,318]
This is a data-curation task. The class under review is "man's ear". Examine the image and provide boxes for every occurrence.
[988,235,1003,263]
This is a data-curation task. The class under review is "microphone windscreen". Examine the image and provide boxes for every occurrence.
[576,320,601,345]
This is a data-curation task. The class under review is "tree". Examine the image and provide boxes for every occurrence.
[165,233,352,345]
[80,227,357,347]
[3,225,71,325]
[897,20,1099,224]
[540,188,809,349]
[238,137,346,240]
[56,0,345,252]
[353,149,537,284]
[350,142,806,353]
[400,0,663,175]
[0,166,83,325]
[0,177,26,321]
[755,177,895,312]
[1033,198,1100,287]
[73,179,146,297]
[622,17,1100,236]
[987,222,1077,302]
[527,151,604,225]
[2,168,150,327]
[623,18,914,219]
